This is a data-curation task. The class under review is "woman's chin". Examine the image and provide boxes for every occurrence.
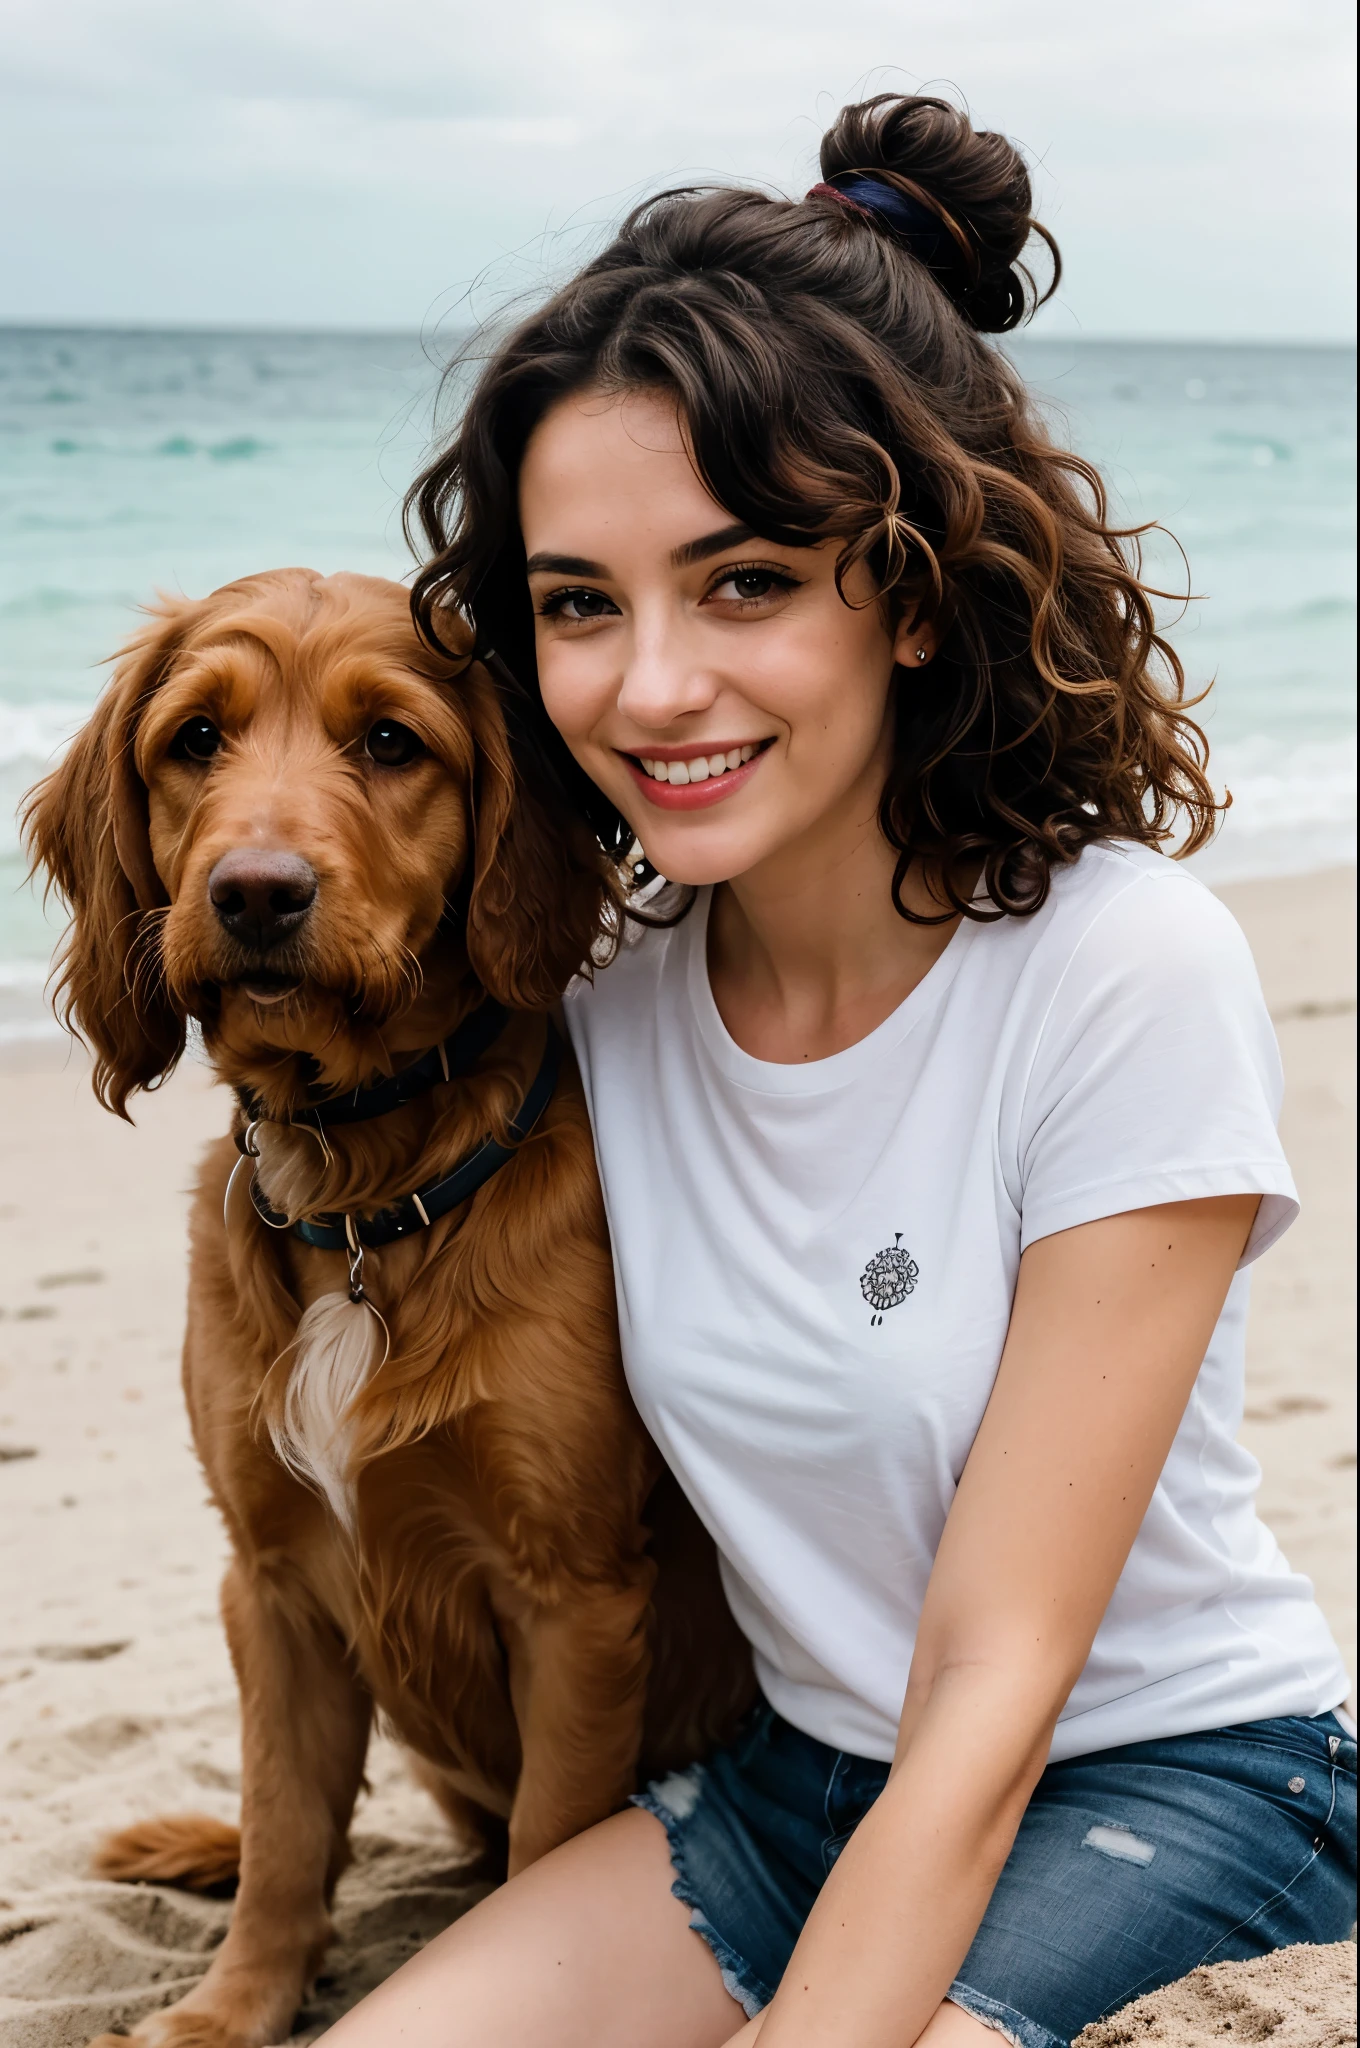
[630,827,771,890]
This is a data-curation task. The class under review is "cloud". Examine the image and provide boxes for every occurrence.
[1,0,1354,335]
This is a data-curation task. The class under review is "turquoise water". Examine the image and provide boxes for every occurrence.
[1,328,1354,1039]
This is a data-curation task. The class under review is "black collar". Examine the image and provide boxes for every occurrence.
[235,998,508,1132]
[248,1025,561,1252]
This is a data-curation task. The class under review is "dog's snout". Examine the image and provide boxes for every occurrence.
[208,850,317,951]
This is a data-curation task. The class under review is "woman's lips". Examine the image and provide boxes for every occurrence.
[621,742,771,810]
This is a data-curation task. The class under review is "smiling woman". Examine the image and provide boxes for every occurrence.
[514,388,946,917]
[322,89,1360,2048]
[406,97,1218,934]
[531,518,776,804]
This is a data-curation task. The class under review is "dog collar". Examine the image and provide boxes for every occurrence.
[247,1025,561,1252]
[234,997,509,1132]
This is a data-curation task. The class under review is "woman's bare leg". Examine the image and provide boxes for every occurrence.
[723,1998,997,2043]
[318,1806,746,2048]
[317,1804,998,2048]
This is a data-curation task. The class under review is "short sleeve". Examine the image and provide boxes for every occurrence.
[1017,869,1298,1266]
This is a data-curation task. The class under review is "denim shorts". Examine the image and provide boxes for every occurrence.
[632,1698,1357,2047]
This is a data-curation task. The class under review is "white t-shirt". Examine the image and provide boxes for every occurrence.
[564,841,1349,1762]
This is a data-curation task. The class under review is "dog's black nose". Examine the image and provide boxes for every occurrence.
[208,850,317,951]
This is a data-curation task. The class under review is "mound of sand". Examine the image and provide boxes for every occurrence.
[1076,1942,1357,2047]
[0,1733,493,2046]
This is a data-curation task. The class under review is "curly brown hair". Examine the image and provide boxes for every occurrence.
[406,91,1218,925]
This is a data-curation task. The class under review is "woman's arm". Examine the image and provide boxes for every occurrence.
[748,1192,1260,2048]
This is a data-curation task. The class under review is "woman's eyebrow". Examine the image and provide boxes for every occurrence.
[670,522,757,567]
[525,524,758,579]
[524,551,608,577]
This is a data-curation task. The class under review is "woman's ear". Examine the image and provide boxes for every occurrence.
[21,598,200,1117]
[891,606,941,668]
[461,667,610,1011]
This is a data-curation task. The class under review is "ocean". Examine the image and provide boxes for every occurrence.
[1,327,1355,1042]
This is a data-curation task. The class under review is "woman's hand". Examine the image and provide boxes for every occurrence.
[749,1193,1260,2048]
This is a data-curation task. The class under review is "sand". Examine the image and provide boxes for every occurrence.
[0,865,1354,2044]
[1073,1942,1357,2046]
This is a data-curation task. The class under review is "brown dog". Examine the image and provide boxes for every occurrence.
[24,568,751,2048]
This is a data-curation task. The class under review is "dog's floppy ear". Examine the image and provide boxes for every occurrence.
[460,666,611,1011]
[22,597,200,1116]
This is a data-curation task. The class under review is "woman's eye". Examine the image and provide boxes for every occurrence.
[365,719,425,767]
[540,587,619,623]
[710,568,796,605]
[169,716,222,763]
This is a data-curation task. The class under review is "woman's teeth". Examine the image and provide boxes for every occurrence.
[638,745,757,786]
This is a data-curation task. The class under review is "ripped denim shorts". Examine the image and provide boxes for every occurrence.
[632,1699,1357,2048]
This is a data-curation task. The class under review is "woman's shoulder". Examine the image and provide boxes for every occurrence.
[1030,841,1258,995]
[983,840,1277,1106]
[1008,844,1294,1263]
[1011,840,1278,1099]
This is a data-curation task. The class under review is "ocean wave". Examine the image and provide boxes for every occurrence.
[209,435,273,461]
[1210,736,1356,821]
[0,958,52,989]
[0,701,85,767]
[1209,432,1294,467]
[147,434,275,459]
[1190,736,1356,882]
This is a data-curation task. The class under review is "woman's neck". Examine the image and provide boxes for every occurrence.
[705,789,963,1065]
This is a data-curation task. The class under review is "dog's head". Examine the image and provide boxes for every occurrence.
[24,568,606,1114]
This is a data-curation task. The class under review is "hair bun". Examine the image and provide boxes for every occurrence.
[818,93,1058,333]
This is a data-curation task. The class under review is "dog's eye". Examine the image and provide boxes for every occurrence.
[365,719,424,767]
[170,717,222,763]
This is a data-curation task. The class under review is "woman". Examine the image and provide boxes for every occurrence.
[327,94,1354,2048]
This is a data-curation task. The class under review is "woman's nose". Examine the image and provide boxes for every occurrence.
[615,613,717,729]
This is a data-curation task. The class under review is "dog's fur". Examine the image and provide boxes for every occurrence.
[24,568,753,2048]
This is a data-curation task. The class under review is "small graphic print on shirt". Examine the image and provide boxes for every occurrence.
[860,1234,920,1325]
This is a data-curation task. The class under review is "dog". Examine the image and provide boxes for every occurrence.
[24,567,752,2048]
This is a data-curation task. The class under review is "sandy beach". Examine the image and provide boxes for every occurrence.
[0,864,1354,2044]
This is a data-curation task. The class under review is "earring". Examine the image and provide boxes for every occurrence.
[915,647,928,663]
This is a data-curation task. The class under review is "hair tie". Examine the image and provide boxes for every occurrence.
[807,175,975,288]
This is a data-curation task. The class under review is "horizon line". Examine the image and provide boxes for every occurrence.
[0,318,1355,351]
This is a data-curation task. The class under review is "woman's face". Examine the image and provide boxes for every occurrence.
[519,387,932,887]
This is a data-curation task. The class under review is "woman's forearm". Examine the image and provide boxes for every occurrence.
[755,1667,1059,2048]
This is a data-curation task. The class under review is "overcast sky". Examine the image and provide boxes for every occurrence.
[3,0,1355,339]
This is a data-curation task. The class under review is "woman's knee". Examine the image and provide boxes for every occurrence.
[319,1806,743,2048]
